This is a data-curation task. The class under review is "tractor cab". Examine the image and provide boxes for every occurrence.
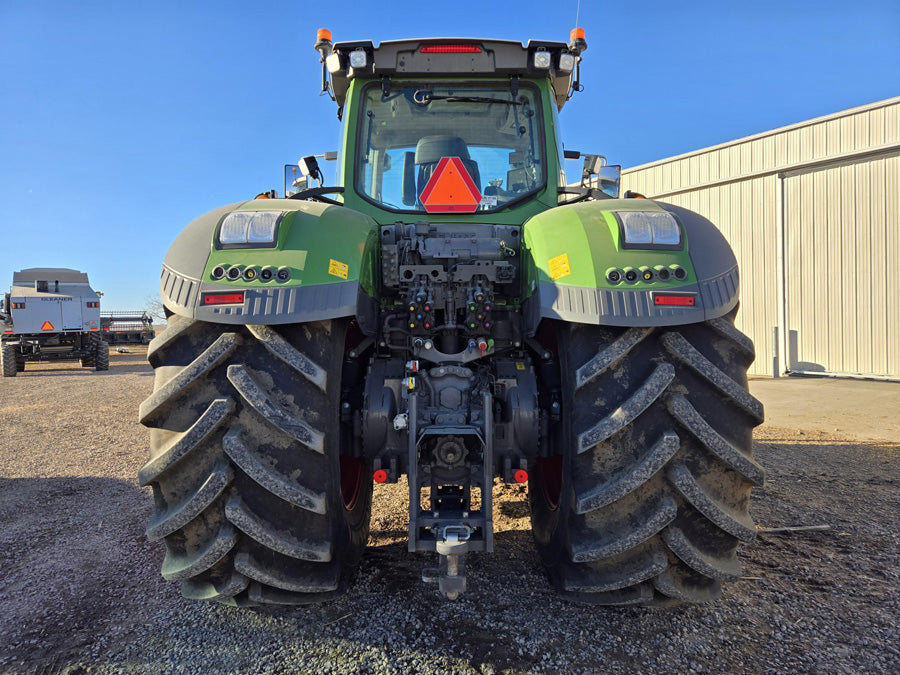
[292,32,617,220]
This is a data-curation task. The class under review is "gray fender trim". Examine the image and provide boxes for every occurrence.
[160,264,359,325]
[531,264,738,327]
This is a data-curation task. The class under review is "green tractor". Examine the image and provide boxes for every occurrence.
[139,29,764,607]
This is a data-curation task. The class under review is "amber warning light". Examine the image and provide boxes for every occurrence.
[202,292,245,306]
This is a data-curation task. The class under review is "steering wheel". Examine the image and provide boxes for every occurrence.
[288,186,345,206]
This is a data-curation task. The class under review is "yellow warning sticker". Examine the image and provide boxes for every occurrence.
[328,258,349,279]
[515,361,526,371]
[548,253,571,280]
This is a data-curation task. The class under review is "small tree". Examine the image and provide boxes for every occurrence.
[144,294,167,323]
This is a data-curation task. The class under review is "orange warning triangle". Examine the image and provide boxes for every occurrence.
[420,157,481,213]
[41,321,55,331]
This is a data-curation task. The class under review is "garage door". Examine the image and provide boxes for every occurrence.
[784,153,900,379]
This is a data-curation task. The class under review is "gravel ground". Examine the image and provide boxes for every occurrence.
[1,348,898,674]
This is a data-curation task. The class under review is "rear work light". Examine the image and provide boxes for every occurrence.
[653,293,696,307]
[420,44,482,53]
[201,292,245,306]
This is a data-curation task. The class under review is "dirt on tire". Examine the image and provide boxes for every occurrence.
[0,347,898,673]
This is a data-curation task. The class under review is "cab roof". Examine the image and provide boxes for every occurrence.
[327,38,578,111]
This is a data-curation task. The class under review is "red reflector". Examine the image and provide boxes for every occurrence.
[90,327,99,331]
[201,292,245,306]
[653,294,696,306]
[420,156,482,213]
[373,469,388,484]
[513,469,528,484]
[420,44,482,53]
[3,330,12,334]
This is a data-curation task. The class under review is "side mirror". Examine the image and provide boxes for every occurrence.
[284,164,310,197]
[578,153,621,198]
[595,165,621,199]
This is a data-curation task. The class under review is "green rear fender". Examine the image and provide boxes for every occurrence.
[521,198,739,328]
[159,199,379,325]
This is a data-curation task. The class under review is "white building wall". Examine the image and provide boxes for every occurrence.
[622,96,900,379]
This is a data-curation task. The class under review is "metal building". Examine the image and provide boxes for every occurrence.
[622,96,900,380]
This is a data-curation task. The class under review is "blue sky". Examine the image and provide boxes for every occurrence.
[1,1,898,311]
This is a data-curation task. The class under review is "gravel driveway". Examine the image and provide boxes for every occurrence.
[1,348,897,674]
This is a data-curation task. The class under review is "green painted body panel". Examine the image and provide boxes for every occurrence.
[201,199,379,293]
[521,199,697,297]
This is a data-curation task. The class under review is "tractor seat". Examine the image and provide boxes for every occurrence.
[415,135,481,195]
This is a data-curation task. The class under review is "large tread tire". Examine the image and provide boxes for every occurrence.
[139,314,371,606]
[1,343,17,378]
[529,308,764,605]
[82,334,98,368]
[94,339,109,371]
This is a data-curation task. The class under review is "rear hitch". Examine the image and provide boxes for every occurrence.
[422,525,471,600]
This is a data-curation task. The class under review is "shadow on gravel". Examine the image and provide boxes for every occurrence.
[13,352,152,378]
[0,476,163,674]
[13,367,114,378]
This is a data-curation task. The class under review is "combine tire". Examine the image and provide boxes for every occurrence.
[1,343,17,377]
[530,308,764,605]
[139,314,371,606]
[81,334,97,368]
[94,340,109,371]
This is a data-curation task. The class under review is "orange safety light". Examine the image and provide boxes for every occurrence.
[420,157,481,213]
[41,321,55,331]
[316,28,332,42]
[570,27,585,41]
[373,469,388,483]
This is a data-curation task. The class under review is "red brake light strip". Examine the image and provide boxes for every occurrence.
[420,44,482,54]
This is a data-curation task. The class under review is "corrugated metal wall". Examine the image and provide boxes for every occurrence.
[622,96,900,378]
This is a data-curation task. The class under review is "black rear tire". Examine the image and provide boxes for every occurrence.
[94,340,109,371]
[1,343,17,377]
[82,334,97,368]
[529,308,764,605]
[139,314,371,605]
